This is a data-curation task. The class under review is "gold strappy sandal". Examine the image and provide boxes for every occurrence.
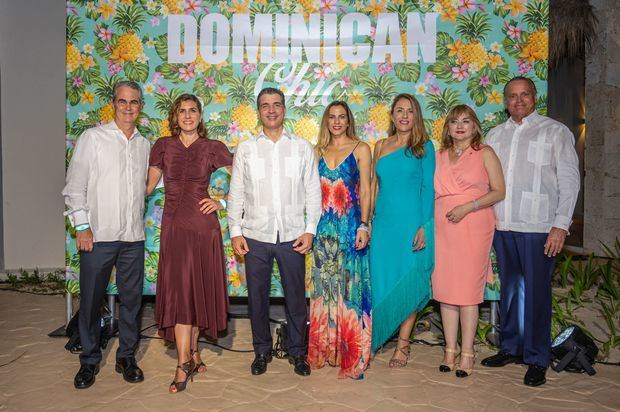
[389,337,411,368]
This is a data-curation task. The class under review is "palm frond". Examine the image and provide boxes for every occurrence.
[250,2,280,13]
[362,75,397,103]
[228,75,257,102]
[93,74,122,101]
[549,0,598,68]
[455,12,491,42]
[154,88,184,115]
[524,0,549,30]
[427,88,461,116]
[113,4,146,33]
[291,103,321,117]
[66,15,84,43]
[386,1,418,23]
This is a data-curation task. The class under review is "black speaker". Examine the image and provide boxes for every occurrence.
[551,325,598,375]
[64,308,117,353]
[273,320,309,358]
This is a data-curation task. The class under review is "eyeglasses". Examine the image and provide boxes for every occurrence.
[115,99,141,108]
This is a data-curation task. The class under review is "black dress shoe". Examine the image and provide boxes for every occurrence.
[288,356,311,376]
[524,365,547,387]
[480,351,523,367]
[251,353,273,375]
[74,363,100,389]
[115,357,144,383]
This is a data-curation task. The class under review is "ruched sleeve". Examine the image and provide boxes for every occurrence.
[209,139,233,171]
[149,137,168,170]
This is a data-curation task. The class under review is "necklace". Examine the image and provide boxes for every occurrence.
[453,145,468,157]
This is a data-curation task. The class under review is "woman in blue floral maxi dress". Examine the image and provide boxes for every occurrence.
[308,101,373,379]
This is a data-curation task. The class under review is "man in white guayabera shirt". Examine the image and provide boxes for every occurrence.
[227,88,321,377]
[480,77,580,387]
[63,81,150,390]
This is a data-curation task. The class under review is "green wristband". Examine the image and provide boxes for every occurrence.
[75,224,90,231]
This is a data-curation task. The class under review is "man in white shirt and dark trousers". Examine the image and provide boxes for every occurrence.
[481,77,580,386]
[63,81,150,389]
[227,88,321,376]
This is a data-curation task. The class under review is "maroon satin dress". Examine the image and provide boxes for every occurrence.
[149,136,233,342]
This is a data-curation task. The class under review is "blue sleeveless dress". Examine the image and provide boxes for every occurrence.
[308,151,372,379]
[370,141,435,352]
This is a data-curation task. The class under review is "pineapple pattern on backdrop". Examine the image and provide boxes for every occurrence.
[65,0,548,297]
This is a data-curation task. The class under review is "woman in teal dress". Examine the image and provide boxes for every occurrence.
[370,93,435,367]
[308,101,373,379]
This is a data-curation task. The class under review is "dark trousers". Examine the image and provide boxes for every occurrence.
[79,241,144,365]
[245,237,307,357]
[493,230,555,367]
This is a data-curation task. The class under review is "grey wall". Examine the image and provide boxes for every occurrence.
[548,60,585,248]
[584,0,620,255]
[0,0,66,270]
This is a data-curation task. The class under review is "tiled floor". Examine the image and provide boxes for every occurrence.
[0,290,618,411]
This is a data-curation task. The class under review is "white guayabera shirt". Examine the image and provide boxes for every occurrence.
[487,111,580,233]
[62,121,150,242]
[227,130,321,243]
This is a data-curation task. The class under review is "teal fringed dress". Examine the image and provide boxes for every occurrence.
[370,141,435,352]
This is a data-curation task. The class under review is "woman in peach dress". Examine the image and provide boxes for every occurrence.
[432,105,505,378]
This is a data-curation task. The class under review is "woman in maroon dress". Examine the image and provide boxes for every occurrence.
[147,94,233,393]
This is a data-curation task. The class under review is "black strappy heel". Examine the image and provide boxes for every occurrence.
[190,349,207,374]
[169,359,196,393]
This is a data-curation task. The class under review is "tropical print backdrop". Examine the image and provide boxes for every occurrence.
[65,0,549,297]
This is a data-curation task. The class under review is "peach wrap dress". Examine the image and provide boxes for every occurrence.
[432,145,495,305]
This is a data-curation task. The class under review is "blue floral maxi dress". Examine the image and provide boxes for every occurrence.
[308,151,372,379]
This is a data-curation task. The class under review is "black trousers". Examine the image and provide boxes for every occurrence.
[78,241,144,365]
[245,237,307,357]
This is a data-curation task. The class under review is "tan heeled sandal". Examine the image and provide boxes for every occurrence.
[455,352,475,378]
[389,337,411,368]
[439,347,460,372]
